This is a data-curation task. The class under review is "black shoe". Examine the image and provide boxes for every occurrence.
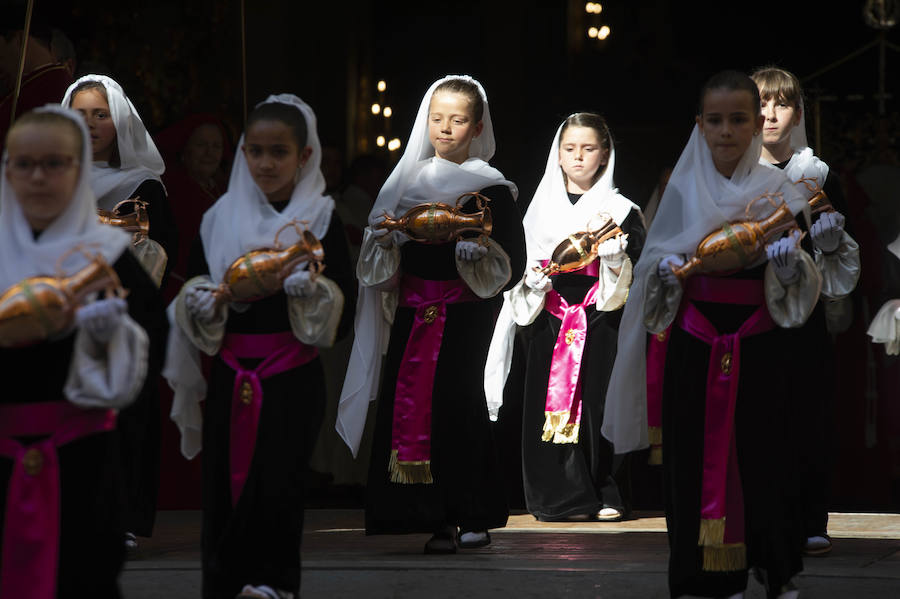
[424,526,458,554]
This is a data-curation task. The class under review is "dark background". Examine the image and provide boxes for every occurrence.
[7,0,900,511]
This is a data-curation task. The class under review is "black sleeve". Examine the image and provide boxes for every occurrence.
[113,249,169,381]
[319,211,357,342]
[622,207,646,265]
[477,184,526,293]
[186,235,211,279]
[133,179,179,284]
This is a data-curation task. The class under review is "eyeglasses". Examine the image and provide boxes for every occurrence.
[4,156,80,178]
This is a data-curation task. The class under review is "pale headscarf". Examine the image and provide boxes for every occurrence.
[199,94,334,283]
[0,104,130,291]
[601,124,806,453]
[61,74,166,210]
[775,100,830,189]
[337,75,516,456]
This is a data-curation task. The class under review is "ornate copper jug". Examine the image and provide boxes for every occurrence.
[795,177,834,216]
[540,213,623,276]
[207,221,325,305]
[672,192,799,281]
[0,246,127,348]
[97,198,150,244]
[374,192,492,243]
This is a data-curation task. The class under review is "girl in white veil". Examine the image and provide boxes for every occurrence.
[165,94,354,599]
[0,105,153,597]
[63,75,178,286]
[603,71,823,599]
[339,75,525,553]
[484,112,644,523]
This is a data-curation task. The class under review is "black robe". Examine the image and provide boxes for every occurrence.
[365,184,526,536]
[0,250,161,598]
[519,207,645,520]
[187,211,354,599]
[663,262,807,598]
[114,177,178,537]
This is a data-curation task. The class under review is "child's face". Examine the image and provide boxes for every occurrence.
[70,89,118,162]
[5,123,81,231]
[428,91,483,164]
[696,89,764,177]
[557,126,608,193]
[760,97,801,150]
[242,119,311,202]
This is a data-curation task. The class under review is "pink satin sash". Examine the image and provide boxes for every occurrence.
[676,275,774,572]
[540,281,601,444]
[390,275,478,484]
[219,332,318,507]
[0,401,117,599]
[645,326,670,464]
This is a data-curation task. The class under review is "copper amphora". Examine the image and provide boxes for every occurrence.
[207,221,325,305]
[374,192,492,244]
[540,213,623,276]
[796,177,834,217]
[672,193,799,281]
[97,198,150,245]
[0,246,127,348]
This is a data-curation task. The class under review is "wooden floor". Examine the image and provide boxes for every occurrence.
[121,510,900,598]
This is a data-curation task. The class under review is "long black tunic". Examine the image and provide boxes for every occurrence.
[116,177,178,537]
[663,263,807,598]
[187,211,354,599]
[520,207,645,521]
[0,250,161,598]
[365,184,526,535]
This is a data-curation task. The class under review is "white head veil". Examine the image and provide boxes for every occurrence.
[521,116,637,264]
[199,94,334,283]
[601,123,806,453]
[0,105,131,290]
[338,75,515,456]
[61,74,166,210]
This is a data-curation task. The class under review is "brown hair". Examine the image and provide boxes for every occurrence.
[70,81,120,166]
[559,112,612,184]
[432,78,484,122]
[698,70,762,117]
[751,66,803,109]
[6,110,84,157]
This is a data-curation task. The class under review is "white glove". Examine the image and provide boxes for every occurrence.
[810,211,845,254]
[597,234,629,267]
[184,287,219,323]
[283,264,316,297]
[524,267,553,293]
[657,254,684,287]
[369,211,396,248]
[75,297,127,345]
[455,239,488,262]
[766,229,803,285]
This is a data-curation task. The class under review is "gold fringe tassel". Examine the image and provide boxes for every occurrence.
[698,517,725,546]
[647,426,663,465]
[388,449,433,484]
[541,411,579,444]
[702,542,747,572]
[648,426,662,446]
[648,445,663,466]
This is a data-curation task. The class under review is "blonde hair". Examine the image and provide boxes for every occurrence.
[751,66,803,109]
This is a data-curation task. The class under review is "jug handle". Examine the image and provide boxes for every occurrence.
[273,219,308,249]
[55,244,128,300]
[744,191,784,219]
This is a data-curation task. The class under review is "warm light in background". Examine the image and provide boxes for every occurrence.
[383,106,392,118]
[377,80,387,92]
[585,2,602,14]
[371,103,381,115]
[588,26,598,38]
[597,25,610,40]
[376,136,386,147]
[388,138,401,151]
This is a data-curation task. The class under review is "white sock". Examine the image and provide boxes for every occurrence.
[459,531,488,544]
